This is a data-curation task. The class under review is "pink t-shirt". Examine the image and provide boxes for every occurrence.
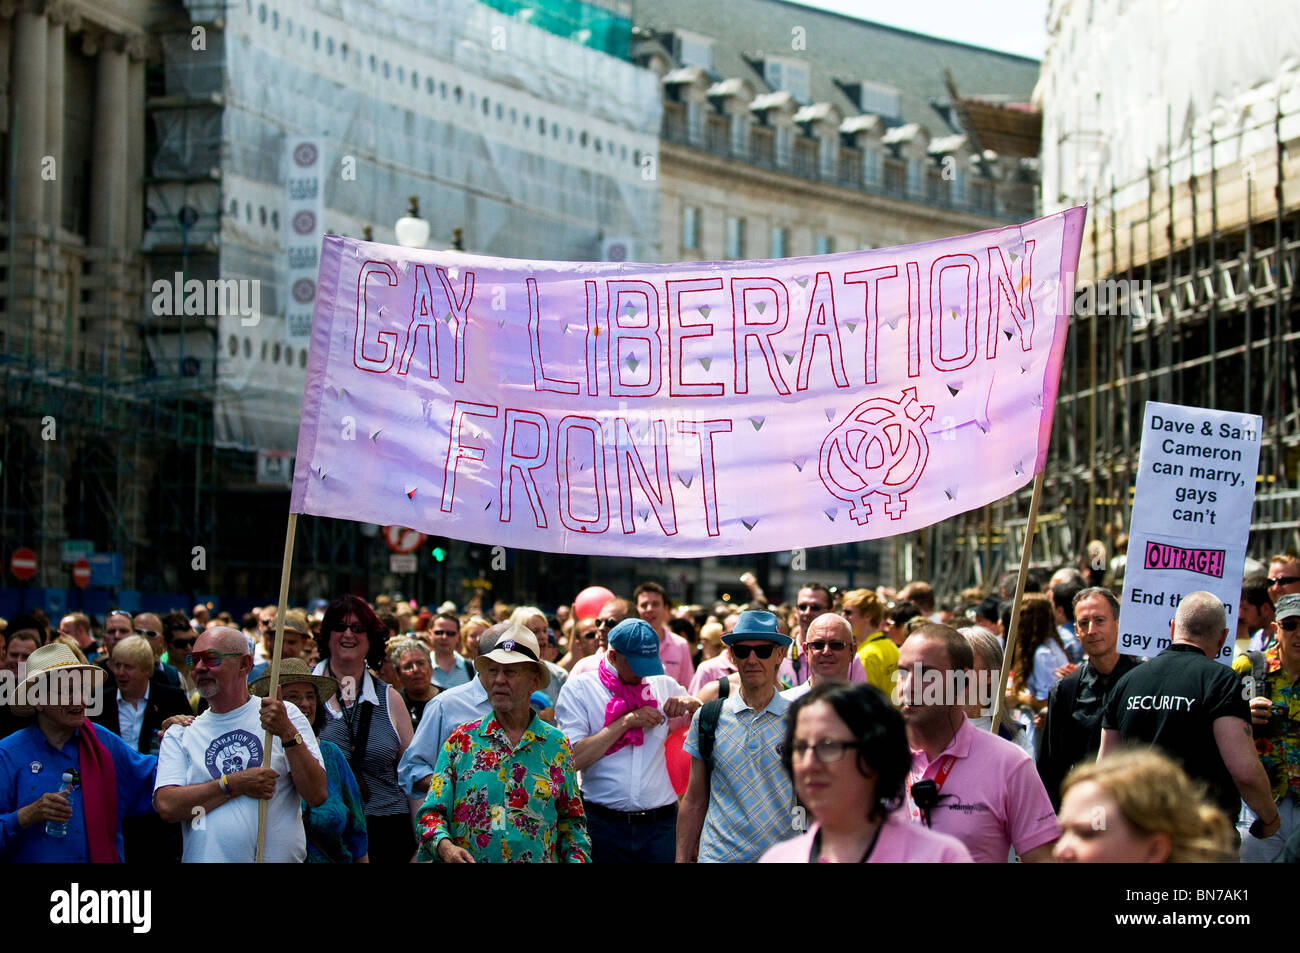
[759,813,972,863]
[906,715,1060,863]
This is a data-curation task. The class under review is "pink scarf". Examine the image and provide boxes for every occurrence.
[599,657,657,755]
[78,719,120,863]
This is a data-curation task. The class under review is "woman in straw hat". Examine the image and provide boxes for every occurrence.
[0,643,158,862]
[252,658,368,863]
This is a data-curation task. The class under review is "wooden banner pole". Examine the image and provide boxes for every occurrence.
[256,512,298,863]
[991,472,1044,729]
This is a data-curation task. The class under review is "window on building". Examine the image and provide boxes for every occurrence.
[764,57,810,103]
[858,81,901,119]
[864,146,881,186]
[815,235,835,256]
[776,127,792,168]
[726,217,746,259]
[682,206,701,250]
[770,226,788,259]
[730,114,750,156]
[675,30,714,70]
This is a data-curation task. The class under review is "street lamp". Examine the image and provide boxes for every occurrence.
[394,196,430,249]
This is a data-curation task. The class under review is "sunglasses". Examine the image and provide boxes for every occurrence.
[579,631,599,640]
[596,618,619,628]
[730,643,777,659]
[170,637,196,650]
[1280,619,1300,632]
[186,651,245,668]
[797,603,826,612]
[805,640,848,653]
[135,628,161,638]
[1269,576,1300,588]
[331,623,368,635]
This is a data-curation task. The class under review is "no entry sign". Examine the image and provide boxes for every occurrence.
[72,558,92,589]
[9,548,37,581]
[382,525,426,554]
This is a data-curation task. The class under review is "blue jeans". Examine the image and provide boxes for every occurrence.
[1238,793,1299,863]
[585,805,677,863]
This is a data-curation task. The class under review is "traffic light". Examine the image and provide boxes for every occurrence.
[432,545,447,563]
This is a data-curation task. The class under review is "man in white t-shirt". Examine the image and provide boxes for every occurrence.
[153,627,326,862]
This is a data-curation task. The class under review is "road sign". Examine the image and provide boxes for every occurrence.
[9,548,37,581]
[382,525,426,554]
[61,540,94,564]
[88,552,123,586]
[389,553,418,573]
[72,559,92,589]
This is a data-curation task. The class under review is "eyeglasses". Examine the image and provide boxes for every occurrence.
[805,640,848,653]
[730,643,776,659]
[186,651,245,668]
[1269,576,1300,588]
[596,618,619,628]
[135,628,161,638]
[331,623,368,635]
[797,603,826,612]
[791,739,861,763]
[170,637,196,650]
[431,627,459,637]
[1280,619,1300,632]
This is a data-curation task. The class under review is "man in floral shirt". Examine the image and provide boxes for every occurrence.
[1233,592,1300,862]
[416,625,589,863]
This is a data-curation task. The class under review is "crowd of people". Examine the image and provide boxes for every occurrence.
[0,550,1297,864]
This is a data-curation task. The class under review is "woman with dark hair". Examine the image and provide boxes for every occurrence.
[252,659,368,863]
[760,682,971,863]
[1012,593,1068,714]
[313,595,415,864]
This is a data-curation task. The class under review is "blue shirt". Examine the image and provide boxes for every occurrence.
[398,678,492,796]
[685,689,796,863]
[430,654,474,690]
[0,723,157,862]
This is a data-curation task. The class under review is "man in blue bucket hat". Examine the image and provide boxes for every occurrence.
[555,618,701,863]
[676,610,798,862]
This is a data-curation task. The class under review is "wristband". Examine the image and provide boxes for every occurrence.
[218,774,231,796]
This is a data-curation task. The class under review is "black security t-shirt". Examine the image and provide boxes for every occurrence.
[1103,643,1248,818]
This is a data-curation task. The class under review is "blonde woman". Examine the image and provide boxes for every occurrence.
[1055,749,1236,862]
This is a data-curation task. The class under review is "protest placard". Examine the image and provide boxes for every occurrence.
[1118,401,1263,662]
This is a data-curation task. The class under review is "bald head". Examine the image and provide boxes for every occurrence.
[206,625,252,657]
[1175,590,1222,642]
[805,613,852,644]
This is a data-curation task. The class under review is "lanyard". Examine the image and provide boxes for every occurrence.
[906,754,956,823]
[809,822,883,863]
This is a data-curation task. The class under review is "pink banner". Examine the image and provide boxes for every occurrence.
[291,208,1085,557]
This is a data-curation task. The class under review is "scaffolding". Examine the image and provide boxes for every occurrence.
[911,100,1300,599]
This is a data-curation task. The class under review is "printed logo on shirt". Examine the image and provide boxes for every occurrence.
[1124,695,1195,712]
[203,730,263,779]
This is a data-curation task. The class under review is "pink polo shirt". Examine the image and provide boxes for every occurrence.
[570,650,603,677]
[759,813,972,863]
[906,714,1059,863]
[657,630,695,687]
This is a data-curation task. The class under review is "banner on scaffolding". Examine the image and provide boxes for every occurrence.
[289,207,1085,557]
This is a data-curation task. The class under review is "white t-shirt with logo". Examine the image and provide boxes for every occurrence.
[155,695,322,862]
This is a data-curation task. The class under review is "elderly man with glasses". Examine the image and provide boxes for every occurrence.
[153,626,326,862]
[416,627,589,863]
[782,614,857,701]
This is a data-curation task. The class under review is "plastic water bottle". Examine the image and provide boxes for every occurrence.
[45,770,78,838]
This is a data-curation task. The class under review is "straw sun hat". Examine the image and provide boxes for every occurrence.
[12,642,105,716]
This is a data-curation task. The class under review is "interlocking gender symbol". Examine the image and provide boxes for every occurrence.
[818,387,934,525]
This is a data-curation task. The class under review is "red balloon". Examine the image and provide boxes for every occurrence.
[573,585,616,620]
